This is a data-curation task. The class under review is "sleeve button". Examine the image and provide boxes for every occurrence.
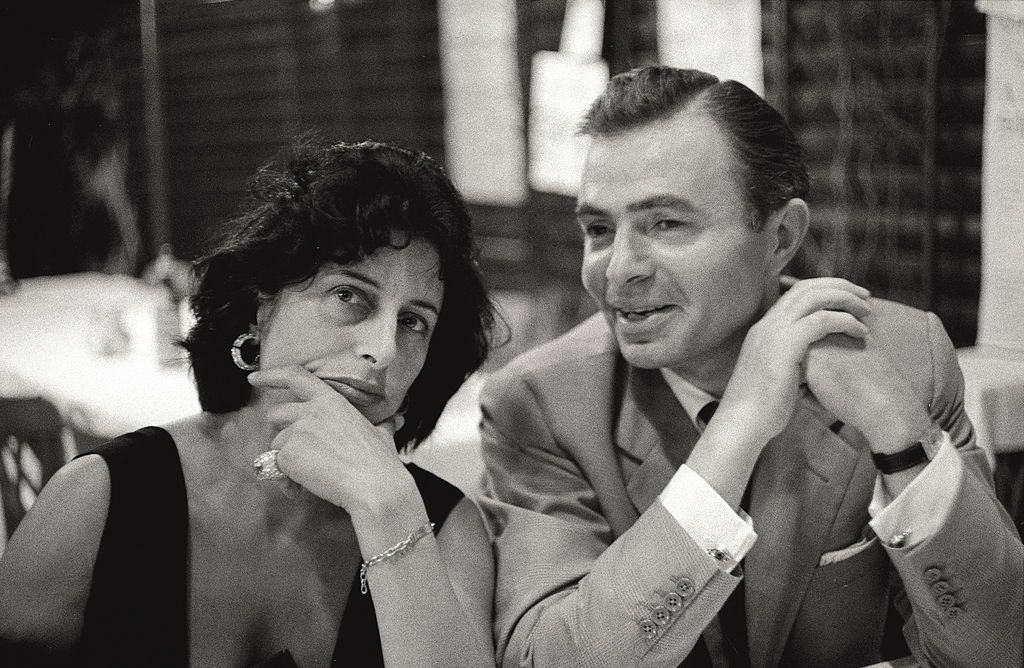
[652,605,672,625]
[665,591,684,611]
[924,567,943,583]
[944,606,962,619]
[930,580,951,595]
[937,593,957,608]
[639,619,658,638]
[675,577,696,598]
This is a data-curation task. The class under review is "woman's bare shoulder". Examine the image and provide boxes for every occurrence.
[0,454,111,646]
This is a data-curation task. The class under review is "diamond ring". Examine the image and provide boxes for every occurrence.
[253,449,287,481]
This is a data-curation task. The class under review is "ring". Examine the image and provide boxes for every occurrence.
[253,449,287,481]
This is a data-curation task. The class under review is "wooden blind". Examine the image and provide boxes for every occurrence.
[763,0,985,346]
[157,0,445,258]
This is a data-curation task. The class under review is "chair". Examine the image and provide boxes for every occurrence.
[994,452,1024,540]
[0,397,73,544]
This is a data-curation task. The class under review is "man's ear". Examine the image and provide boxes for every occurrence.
[766,198,809,272]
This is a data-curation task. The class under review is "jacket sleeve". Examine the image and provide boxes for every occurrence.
[479,368,739,668]
[885,312,1023,668]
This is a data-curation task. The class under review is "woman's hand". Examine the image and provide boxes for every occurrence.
[248,365,414,516]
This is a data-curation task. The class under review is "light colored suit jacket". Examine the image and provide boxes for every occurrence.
[480,298,1023,667]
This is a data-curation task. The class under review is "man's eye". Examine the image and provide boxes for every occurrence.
[653,219,684,231]
[583,223,611,238]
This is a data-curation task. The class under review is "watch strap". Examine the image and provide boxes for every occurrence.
[872,443,929,474]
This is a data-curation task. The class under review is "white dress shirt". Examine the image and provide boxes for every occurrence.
[656,368,963,570]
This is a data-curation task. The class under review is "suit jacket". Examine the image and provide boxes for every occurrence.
[480,298,1023,668]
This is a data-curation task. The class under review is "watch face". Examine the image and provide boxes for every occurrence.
[921,424,945,459]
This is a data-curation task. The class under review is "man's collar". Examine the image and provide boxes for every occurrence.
[659,368,718,429]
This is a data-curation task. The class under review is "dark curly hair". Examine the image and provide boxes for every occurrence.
[181,138,494,449]
[579,66,809,229]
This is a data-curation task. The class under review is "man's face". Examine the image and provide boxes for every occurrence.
[577,109,777,384]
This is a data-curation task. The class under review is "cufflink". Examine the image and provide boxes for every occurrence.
[707,546,739,571]
[886,530,911,549]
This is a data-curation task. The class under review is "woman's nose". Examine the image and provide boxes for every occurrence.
[354,316,398,369]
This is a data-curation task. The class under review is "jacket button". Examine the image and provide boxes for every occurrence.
[652,605,672,625]
[676,577,696,598]
[924,567,943,583]
[639,619,658,639]
[666,591,684,611]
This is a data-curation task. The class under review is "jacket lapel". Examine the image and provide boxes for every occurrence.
[743,392,862,668]
[615,364,699,514]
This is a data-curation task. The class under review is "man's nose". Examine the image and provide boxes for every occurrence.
[605,230,653,288]
[354,315,398,369]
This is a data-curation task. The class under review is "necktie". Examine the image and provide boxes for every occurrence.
[696,401,719,429]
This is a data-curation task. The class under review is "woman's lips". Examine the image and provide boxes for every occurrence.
[321,377,385,407]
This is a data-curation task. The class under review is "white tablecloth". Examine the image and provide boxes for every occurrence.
[0,273,200,439]
[958,345,1024,461]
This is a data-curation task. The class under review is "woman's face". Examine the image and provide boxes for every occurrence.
[255,238,444,425]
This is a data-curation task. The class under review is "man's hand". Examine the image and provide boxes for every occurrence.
[804,332,932,455]
[717,277,873,447]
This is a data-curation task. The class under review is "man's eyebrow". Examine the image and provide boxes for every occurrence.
[575,203,606,218]
[575,195,697,218]
[625,194,696,213]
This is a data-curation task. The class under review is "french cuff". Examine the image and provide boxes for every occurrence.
[658,464,757,572]
[868,430,960,549]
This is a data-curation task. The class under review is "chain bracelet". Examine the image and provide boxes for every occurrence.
[359,521,435,594]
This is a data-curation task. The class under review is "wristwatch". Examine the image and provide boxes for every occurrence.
[871,423,945,474]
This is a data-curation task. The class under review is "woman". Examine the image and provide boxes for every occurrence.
[0,139,496,667]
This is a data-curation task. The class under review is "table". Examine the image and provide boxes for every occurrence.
[958,345,1024,463]
[0,273,200,439]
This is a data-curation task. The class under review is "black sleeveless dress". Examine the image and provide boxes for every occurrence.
[74,427,464,667]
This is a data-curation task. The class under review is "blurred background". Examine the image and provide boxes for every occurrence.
[0,0,993,349]
[2,1,1023,539]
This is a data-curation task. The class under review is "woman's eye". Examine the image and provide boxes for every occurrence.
[400,314,429,334]
[331,287,371,314]
[334,287,364,305]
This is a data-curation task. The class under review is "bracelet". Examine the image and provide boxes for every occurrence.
[359,521,435,594]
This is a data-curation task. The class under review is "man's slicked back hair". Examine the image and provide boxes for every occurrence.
[579,65,809,228]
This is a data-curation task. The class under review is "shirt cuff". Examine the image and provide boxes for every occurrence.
[868,430,960,548]
[658,465,757,571]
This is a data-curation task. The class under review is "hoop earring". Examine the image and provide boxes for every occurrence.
[230,332,260,371]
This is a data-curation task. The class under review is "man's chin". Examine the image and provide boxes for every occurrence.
[617,338,677,370]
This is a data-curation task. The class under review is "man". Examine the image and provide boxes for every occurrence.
[480,66,1023,667]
